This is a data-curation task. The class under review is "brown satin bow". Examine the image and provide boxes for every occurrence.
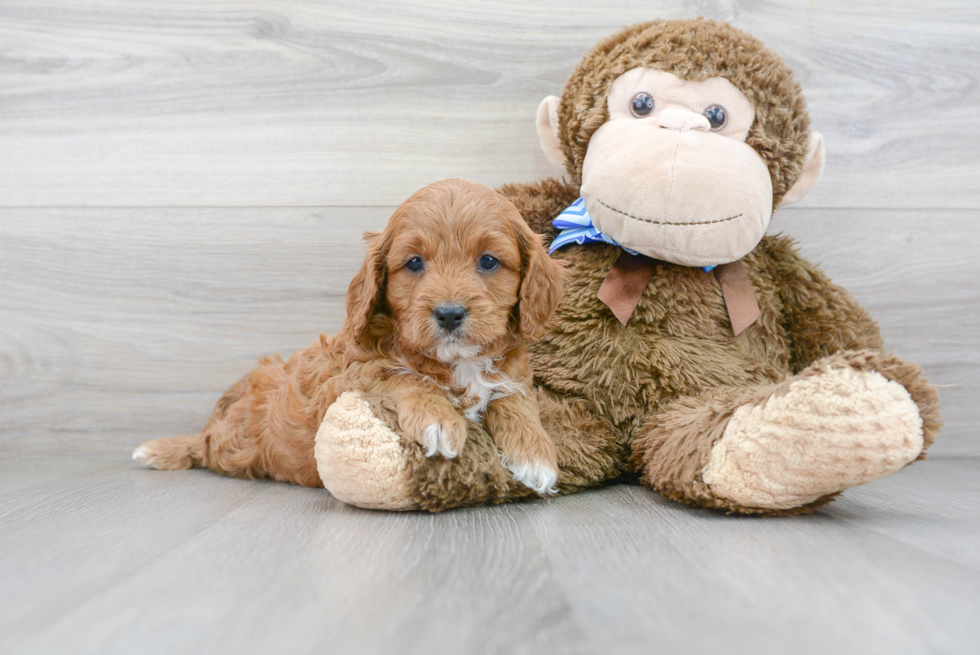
[596,251,761,335]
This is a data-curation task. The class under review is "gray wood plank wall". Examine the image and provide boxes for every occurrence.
[1,1,978,458]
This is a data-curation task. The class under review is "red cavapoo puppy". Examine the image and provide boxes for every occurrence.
[134,179,565,494]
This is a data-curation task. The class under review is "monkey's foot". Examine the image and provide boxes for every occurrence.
[315,391,419,511]
[702,365,924,510]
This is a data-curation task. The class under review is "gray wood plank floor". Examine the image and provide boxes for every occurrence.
[2,458,979,655]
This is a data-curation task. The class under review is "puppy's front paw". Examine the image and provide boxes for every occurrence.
[400,407,467,459]
[501,456,559,495]
[422,422,466,458]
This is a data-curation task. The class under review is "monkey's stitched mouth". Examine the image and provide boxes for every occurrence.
[596,199,744,226]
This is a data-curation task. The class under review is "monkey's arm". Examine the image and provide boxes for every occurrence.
[314,387,622,511]
[497,178,580,235]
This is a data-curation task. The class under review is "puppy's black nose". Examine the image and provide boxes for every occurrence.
[433,304,467,332]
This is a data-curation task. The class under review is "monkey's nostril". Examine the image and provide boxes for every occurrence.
[433,304,467,333]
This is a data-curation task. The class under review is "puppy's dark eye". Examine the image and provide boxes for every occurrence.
[478,255,499,271]
[704,105,727,130]
[630,92,655,118]
[405,256,424,273]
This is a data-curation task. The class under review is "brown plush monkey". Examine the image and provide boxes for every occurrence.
[315,18,941,515]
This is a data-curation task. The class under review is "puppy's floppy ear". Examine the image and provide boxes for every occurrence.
[344,230,389,344]
[516,222,565,341]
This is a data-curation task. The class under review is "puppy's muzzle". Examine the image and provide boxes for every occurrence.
[433,303,467,334]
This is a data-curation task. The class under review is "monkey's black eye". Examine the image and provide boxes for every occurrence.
[405,256,424,273]
[704,105,727,130]
[478,255,500,271]
[630,92,655,118]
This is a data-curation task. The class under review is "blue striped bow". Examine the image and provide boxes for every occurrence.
[548,198,634,254]
[548,197,715,273]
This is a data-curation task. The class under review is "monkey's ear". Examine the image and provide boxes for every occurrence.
[780,132,825,206]
[536,95,566,170]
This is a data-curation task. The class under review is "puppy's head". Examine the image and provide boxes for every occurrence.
[344,178,564,361]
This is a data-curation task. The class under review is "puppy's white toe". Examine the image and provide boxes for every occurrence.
[422,424,441,457]
[422,424,457,459]
[502,457,558,495]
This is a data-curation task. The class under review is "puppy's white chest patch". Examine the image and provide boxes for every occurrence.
[453,358,522,422]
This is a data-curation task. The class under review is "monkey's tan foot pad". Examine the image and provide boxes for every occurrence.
[702,367,924,510]
[315,391,419,511]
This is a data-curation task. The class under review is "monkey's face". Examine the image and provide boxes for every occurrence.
[580,68,773,267]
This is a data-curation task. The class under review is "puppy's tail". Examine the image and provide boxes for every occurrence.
[132,433,206,470]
